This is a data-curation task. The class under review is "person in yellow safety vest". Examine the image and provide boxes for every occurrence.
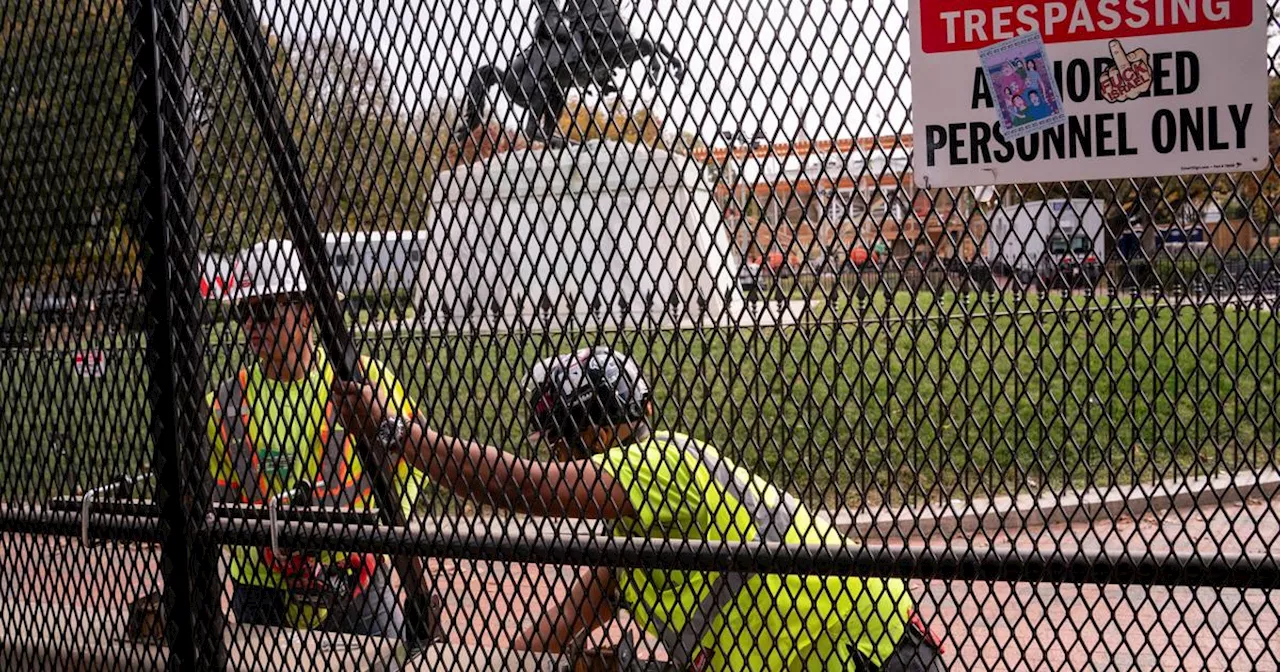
[332,346,946,670]
[209,239,427,637]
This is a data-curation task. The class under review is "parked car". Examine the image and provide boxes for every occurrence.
[1036,228,1103,290]
[986,199,1106,290]
[737,262,763,299]
[95,288,143,327]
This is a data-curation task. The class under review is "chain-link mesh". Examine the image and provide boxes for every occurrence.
[4,0,1280,669]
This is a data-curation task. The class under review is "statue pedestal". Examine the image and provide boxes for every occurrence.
[416,140,738,333]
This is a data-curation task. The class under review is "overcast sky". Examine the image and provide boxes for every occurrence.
[256,0,1280,146]
[258,0,913,143]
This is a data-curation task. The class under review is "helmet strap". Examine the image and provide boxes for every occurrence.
[562,420,648,458]
[622,421,651,446]
[563,432,594,460]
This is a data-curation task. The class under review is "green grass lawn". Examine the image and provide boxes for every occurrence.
[5,293,1278,512]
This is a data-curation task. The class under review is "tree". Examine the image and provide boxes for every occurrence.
[0,0,136,287]
[186,5,424,250]
[278,30,443,235]
[288,30,387,223]
[1,0,445,296]
[554,95,706,157]
[184,0,313,252]
[559,96,664,146]
[0,0,322,281]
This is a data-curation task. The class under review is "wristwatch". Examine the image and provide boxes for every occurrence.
[375,416,409,454]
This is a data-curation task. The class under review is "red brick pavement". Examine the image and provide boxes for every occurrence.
[5,496,1279,670]
[908,496,1280,671]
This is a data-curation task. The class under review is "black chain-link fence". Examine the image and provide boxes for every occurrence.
[4,0,1280,669]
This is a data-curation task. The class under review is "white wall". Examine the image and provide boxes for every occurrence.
[415,141,738,331]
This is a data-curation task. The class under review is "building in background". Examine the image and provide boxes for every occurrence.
[695,135,986,271]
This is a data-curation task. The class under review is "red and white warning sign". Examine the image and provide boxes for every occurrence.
[73,350,107,378]
[910,0,1267,187]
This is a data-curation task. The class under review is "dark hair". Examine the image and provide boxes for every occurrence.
[1028,59,1039,71]
[1014,95,1026,105]
[1029,90,1042,101]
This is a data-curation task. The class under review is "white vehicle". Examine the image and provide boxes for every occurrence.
[985,198,1106,289]
[199,231,430,305]
[198,252,235,300]
[323,230,429,297]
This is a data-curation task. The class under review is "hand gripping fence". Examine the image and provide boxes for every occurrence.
[217,0,442,649]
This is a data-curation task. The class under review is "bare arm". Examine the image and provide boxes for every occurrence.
[512,566,615,654]
[331,380,634,519]
[406,421,633,519]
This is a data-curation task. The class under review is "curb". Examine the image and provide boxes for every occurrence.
[829,469,1280,541]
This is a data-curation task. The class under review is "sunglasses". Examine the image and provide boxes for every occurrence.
[234,296,300,323]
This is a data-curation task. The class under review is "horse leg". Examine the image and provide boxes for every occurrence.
[539,112,565,148]
[631,39,684,85]
[455,65,502,142]
[539,90,567,147]
[626,39,664,85]
[519,89,553,144]
[525,111,548,144]
[654,42,686,79]
[517,89,558,146]
[597,75,619,97]
[510,52,563,145]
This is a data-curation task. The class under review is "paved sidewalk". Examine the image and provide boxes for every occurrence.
[906,495,1280,671]
[5,494,1279,670]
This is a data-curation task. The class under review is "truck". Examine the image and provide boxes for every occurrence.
[323,230,429,298]
[985,198,1106,290]
[199,231,429,301]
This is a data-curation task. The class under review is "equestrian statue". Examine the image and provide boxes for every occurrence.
[454,0,685,147]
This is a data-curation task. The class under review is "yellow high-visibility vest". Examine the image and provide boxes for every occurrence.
[594,432,913,671]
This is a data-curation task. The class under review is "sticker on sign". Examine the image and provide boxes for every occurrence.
[910,0,1266,188]
[979,31,1068,140]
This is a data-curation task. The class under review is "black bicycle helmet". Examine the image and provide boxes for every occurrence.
[526,346,652,441]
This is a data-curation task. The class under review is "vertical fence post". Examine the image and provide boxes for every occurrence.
[131,0,227,667]
[218,0,440,645]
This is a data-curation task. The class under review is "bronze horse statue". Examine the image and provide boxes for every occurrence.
[454,0,685,146]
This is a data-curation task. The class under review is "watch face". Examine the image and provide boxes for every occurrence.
[378,418,407,447]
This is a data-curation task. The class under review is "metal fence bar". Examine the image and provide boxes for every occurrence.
[131,0,225,666]
[3,509,1275,590]
[217,0,441,645]
[0,509,165,542]
[202,520,1280,590]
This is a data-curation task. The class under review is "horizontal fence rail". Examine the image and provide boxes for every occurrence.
[4,508,1280,590]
